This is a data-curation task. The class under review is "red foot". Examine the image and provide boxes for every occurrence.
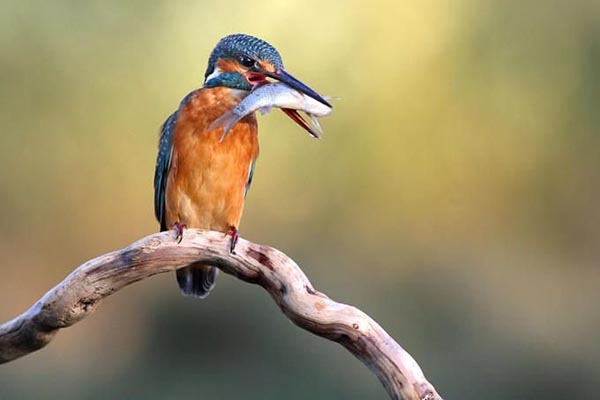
[173,222,187,244]
[227,226,239,254]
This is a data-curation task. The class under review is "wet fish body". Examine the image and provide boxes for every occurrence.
[211,82,332,140]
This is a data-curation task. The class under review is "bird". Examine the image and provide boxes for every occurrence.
[154,33,330,298]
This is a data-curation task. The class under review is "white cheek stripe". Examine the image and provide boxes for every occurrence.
[204,66,223,83]
[204,67,250,99]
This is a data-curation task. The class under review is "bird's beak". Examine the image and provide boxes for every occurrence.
[262,69,331,138]
[265,69,331,107]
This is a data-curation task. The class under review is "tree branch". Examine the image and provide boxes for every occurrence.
[0,230,442,400]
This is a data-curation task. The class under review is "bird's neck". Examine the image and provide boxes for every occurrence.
[204,71,253,92]
[177,86,249,130]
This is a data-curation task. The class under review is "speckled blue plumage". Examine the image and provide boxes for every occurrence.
[154,110,177,230]
[154,90,198,230]
[204,33,283,78]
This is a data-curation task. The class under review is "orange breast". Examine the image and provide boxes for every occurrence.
[165,87,259,232]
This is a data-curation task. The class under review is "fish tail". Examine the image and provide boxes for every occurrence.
[309,114,324,136]
[209,111,239,142]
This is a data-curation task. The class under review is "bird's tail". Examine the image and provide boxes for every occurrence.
[176,262,218,298]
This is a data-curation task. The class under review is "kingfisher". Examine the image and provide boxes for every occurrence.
[154,33,330,298]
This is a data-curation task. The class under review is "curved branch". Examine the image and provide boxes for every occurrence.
[0,230,442,400]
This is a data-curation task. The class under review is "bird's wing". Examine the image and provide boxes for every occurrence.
[154,111,178,231]
[245,158,257,197]
[154,91,199,231]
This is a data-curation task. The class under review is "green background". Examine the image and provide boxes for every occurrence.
[1,1,599,399]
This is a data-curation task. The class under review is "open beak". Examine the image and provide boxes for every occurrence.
[263,68,331,138]
[280,108,320,138]
[265,69,331,107]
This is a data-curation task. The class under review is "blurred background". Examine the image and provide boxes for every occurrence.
[1,0,599,398]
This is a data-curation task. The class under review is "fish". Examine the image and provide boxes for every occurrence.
[210,82,333,141]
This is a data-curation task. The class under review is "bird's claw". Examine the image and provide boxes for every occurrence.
[173,222,187,244]
[227,226,239,254]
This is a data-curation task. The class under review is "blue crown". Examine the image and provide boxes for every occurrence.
[205,33,283,78]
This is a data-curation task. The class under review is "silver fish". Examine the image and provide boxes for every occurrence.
[210,82,333,141]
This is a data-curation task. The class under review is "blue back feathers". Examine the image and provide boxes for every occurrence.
[154,91,198,230]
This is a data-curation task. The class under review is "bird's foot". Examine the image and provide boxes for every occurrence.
[173,222,187,244]
[226,226,239,254]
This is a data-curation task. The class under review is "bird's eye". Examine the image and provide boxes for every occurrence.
[239,55,256,68]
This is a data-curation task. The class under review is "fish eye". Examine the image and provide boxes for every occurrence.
[239,55,256,69]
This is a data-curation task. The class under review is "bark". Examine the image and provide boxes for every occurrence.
[0,229,442,400]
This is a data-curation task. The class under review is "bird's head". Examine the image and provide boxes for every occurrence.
[204,33,330,108]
